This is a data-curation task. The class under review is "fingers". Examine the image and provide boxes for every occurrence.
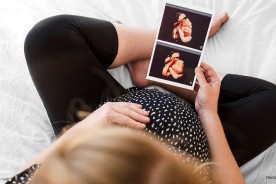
[112,114,146,129]
[195,67,207,86]
[120,102,149,118]
[112,102,150,129]
[200,62,212,71]
[200,62,220,84]
[195,62,220,89]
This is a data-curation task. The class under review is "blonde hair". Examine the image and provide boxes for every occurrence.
[31,127,204,184]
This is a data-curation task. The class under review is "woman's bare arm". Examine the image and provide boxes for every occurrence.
[195,62,244,184]
[199,111,244,184]
[17,102,150,174]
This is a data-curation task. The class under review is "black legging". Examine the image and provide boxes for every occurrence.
[24,15,276,166]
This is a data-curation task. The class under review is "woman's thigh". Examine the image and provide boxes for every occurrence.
[24,15,126,134]
[218,74,276,166]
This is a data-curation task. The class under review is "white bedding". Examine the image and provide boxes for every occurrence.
[1,0,276,183]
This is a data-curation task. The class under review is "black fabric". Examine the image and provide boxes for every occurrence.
[24,15,276,167]
[24,15,126,134]
[218,74,276,166]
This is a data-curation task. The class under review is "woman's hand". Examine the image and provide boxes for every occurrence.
[194,63,245,184]
[80,102,150,129]
[194,62,221,116]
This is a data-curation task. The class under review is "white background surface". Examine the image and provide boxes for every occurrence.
[0,0,276,183]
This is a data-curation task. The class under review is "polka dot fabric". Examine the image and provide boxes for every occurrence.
[113,88,212,183]
[7,88,212,183]
[6,165,39,184]
[114,88,210,162]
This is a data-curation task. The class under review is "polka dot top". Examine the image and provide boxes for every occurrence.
[7,88,211,183]
[113,88,211,183]
[5,165,39,184]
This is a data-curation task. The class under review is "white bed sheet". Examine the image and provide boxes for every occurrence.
[0,0,276,183]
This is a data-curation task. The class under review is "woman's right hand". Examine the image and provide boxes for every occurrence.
[80,102,150,129]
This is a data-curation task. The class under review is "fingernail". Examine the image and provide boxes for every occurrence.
[138,123,146,129]
[137,104,143,108]
[144,110,150,116]
[141,124,146,129]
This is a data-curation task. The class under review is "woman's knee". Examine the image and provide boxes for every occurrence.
[25,15,73,46]
[24,15,81,66]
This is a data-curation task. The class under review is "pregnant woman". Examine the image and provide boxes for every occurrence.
[6,12,276,184]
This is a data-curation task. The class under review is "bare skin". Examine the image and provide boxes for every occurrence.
[108,25,156,69]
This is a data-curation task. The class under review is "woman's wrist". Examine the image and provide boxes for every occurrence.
[198,109,245,184]
[198,109,221,130]
[198,108,218,119]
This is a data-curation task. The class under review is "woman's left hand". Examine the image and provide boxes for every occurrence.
[79,102,150,130]
[194,62,221,116]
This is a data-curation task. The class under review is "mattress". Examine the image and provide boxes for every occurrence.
[0,0,276,183]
